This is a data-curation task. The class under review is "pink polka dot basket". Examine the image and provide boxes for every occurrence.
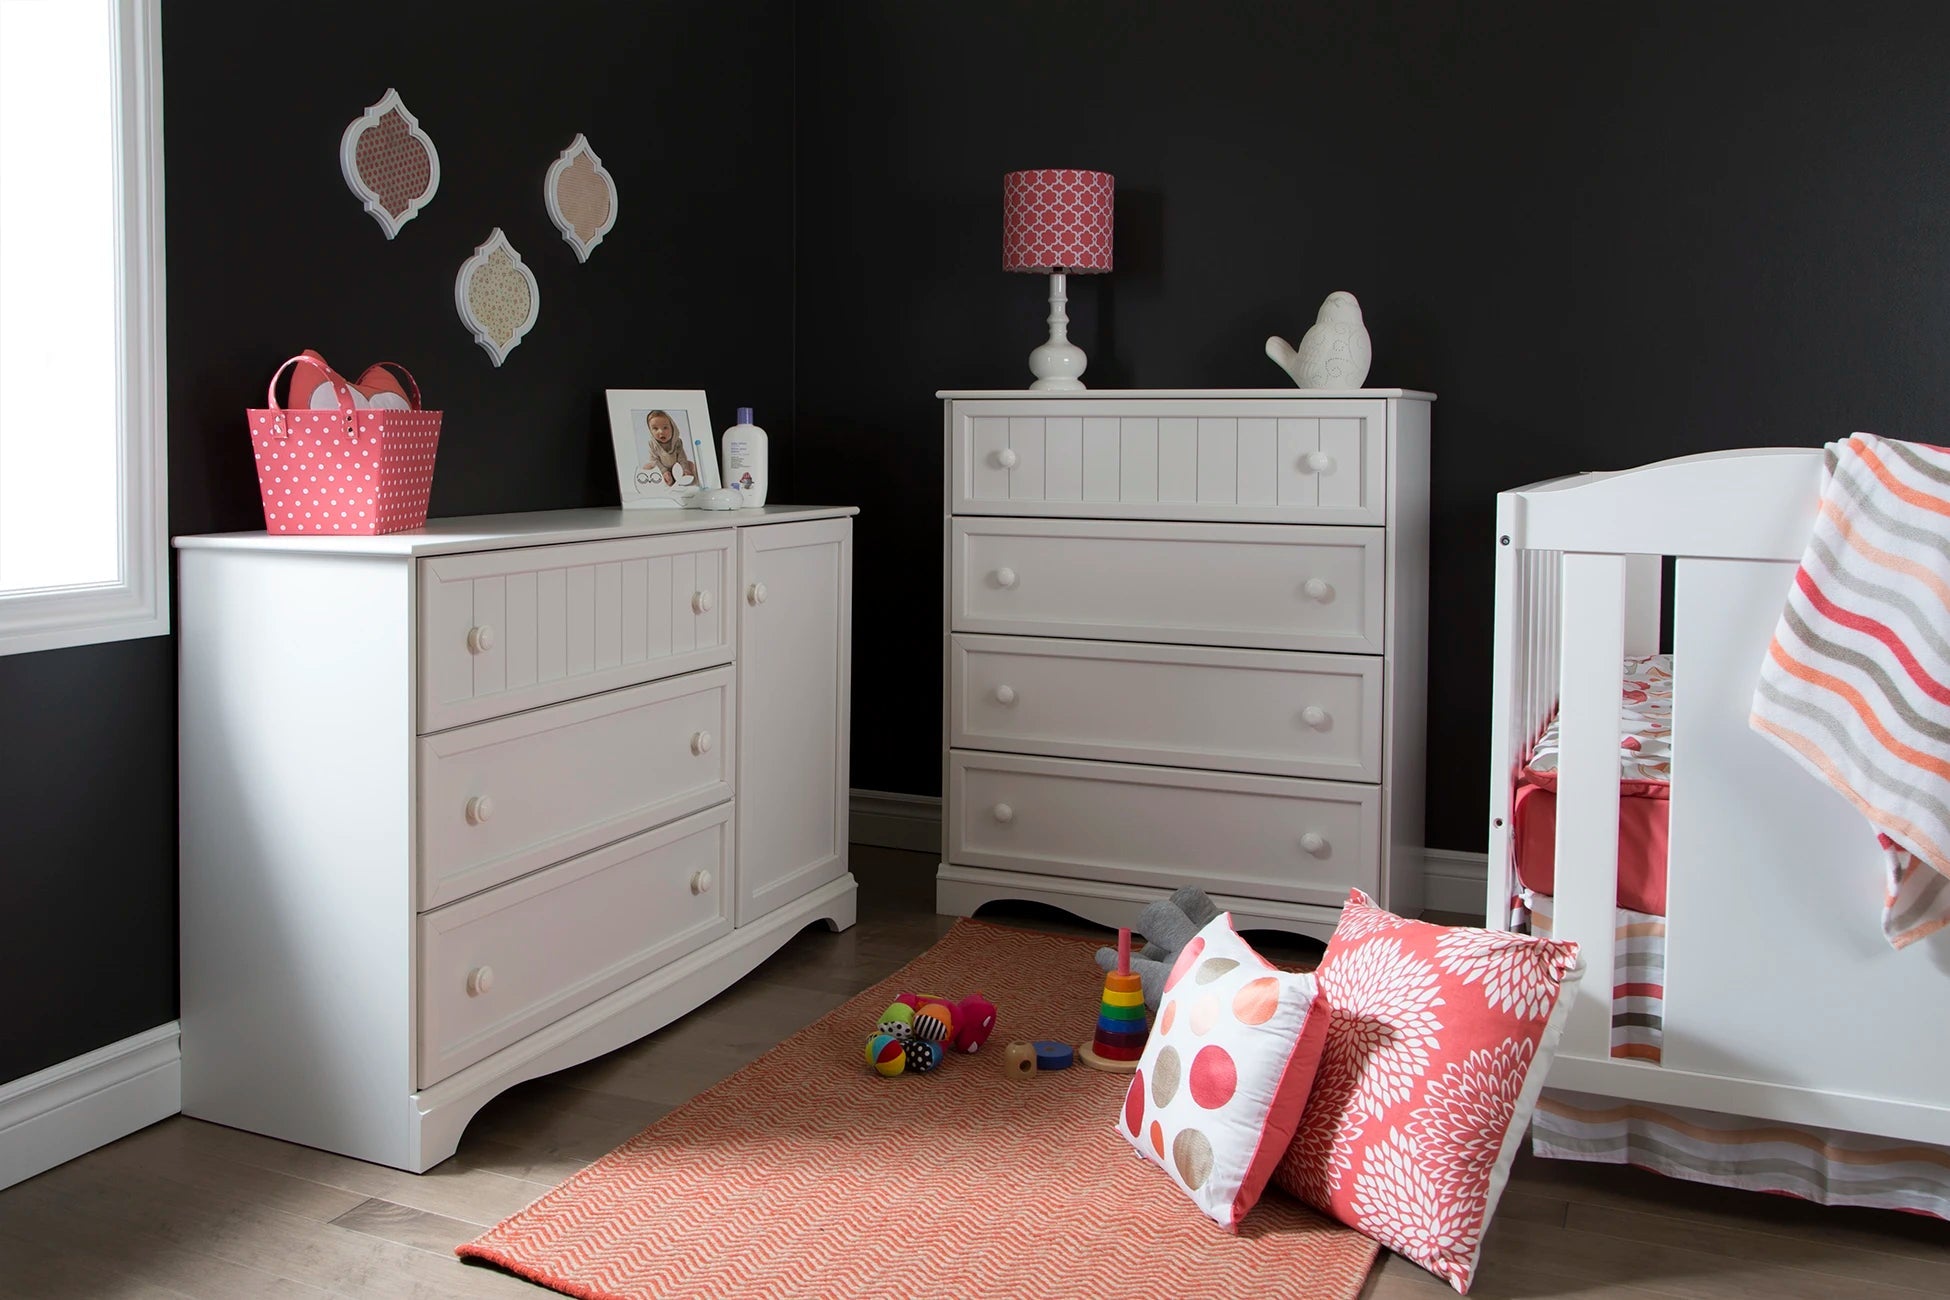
[247,351,442,536]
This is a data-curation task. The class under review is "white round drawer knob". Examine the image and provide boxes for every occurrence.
[465,966,494,997]
[692,589,714,614]
[748,582,768,606]
[993,684,1017,706]
[1301,705,1330,729]
[1306,450,1336,473]
[991,802,1014,824]
[691,730,713,756]
[465,795,495,825]
[994,567,1018,589]
[466,624,495,654]
[996,447,1020,469]
[690,869,714,896]
[1301,832,1329,857]
[1303,577,1334,602]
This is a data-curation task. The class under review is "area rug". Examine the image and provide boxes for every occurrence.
[459,919,1379,1300]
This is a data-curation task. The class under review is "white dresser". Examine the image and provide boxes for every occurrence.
[936,391,1431,941]
[177,507,854,1172]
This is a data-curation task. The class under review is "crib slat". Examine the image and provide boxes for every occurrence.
[1554,552,1626,1062]
[1485,498,1525,923]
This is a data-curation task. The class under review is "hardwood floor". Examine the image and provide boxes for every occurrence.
[2,845,1945,1299]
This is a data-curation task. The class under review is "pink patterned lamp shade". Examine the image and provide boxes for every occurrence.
[1002,169,1114,273]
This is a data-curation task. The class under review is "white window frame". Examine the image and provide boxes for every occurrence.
[0,0,168,657]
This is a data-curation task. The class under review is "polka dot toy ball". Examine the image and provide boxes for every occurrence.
[866,1033,907,1077]
[878,1003,917,1037]
[1119,913,1331,1229]
[902,1038,944,1075]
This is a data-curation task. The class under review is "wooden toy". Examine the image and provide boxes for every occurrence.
[1002,1041,1039,1077]
[1032,1041,1075,1070]
[1078,929,1148,1072]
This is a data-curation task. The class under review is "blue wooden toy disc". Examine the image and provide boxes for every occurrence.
[1032,1041,1074,1070]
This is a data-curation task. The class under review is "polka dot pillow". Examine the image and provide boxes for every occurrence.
[1273,891,1583,1294]
[1119,913,1330,1230]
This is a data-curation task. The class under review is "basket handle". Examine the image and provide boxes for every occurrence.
[362,361,423,410]
[265,352,355,440]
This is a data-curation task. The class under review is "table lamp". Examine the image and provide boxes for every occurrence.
[1002,168,1114,391]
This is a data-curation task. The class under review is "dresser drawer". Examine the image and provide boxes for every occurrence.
[417,667,734,909]
[419,532,735,733]
[950,399,1385,525]
[417,803,734,1087]
[950,634,1382,782]
[948,751,1379,908]
[951,517,1383,654]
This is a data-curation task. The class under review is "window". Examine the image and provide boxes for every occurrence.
[0,0,166,656]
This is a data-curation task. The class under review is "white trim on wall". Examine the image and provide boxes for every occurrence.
[0,1022,180,1191]
[849,789,1491,918]
[1423,847,1491,918]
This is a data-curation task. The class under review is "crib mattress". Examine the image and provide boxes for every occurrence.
[1514,653,1672,917]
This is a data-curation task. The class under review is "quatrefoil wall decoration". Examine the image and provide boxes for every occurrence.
[339,88,441,239]
[544,134,620,262]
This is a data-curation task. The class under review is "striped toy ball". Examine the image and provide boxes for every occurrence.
[878,1002,917,1036]
[865,1033,906,1077]
[903,1038,944,1074]
[912,1002,954,1043]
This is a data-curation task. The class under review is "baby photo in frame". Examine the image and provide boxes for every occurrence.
[606,389,722,508]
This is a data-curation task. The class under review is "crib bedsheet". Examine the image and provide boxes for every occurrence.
[1514,653,1674,917]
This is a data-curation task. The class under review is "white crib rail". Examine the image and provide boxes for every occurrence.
[1488,447,1950,1146]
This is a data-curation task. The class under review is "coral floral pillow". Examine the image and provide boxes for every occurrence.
[1120,913,1330,1229]
[1273,891,1583,1293]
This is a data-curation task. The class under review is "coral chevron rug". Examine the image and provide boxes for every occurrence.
[459,919,1378,1300]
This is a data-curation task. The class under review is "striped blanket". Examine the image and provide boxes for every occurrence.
[1751,433,1950,949]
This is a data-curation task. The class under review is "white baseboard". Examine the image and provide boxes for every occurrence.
[0,1022,180,1191]
[1423,848,1490,918]
[850,789,1490,919]
[850,789,941,854]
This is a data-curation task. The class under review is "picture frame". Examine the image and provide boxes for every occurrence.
[605,390,722,508]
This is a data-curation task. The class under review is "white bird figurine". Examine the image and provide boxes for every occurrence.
[1266,291,1372,389]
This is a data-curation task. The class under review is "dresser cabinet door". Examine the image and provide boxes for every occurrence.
[735,518,852,925]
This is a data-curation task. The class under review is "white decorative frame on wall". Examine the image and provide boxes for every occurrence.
[544,133,619,262]
[454,228,541,367]
[339,88,440,239]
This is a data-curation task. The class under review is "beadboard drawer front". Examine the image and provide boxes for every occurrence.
[417,804,734,1087]
[417,667,735,909]
[952,518,1383,653]
[950,635,1382,782]
[419,532,735,733]
[948,751,1379,907]
[951,399,1385,525]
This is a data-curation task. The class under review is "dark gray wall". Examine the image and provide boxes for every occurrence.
[1,0,796,1084]
[793,0,1950,849]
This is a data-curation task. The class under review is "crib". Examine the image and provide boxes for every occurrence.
[1486,447,1950,1210]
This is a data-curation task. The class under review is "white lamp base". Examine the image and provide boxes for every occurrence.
[1027,271,1087,391]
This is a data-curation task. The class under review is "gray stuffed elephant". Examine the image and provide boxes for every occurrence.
[1095,886,1222,1009]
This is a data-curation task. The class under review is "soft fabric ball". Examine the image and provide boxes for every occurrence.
[878,1002,917,1036]
[903,1038,945,1074]
[866,1033,906,1077]
[913,1002,955,1042]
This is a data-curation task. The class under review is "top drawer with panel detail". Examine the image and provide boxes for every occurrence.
[950,398,1385,525]
[419,531,735,733]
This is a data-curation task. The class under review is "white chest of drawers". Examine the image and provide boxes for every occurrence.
[936,391,1431,940]
[177,506,854,1172]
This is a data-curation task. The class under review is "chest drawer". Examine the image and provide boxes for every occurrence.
[951,517,1383,654]
[419,532,735,733]
[950,634,1382,782]
[417,803,734,1087]
[947,750,1379,909]
[417,667,734,909]
[950,399,1385,525]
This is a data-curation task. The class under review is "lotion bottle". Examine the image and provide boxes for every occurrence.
[720,407,769,506]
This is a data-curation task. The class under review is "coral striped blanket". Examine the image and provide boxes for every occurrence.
[1751,433,1950,949]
